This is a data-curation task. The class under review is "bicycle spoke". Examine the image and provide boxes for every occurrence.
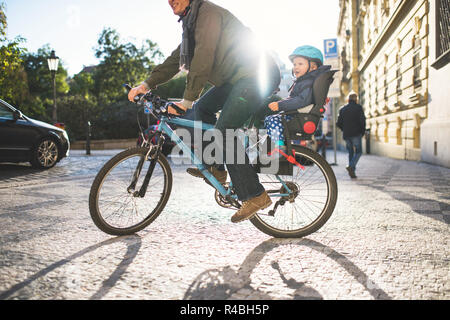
[253,147,335,236]
[94,151,169,230]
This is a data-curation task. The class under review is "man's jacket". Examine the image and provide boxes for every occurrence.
[336,101,366,139]
[278,65,331,112]
[144,0,280,105]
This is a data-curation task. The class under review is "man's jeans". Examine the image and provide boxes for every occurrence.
[345,135,363,171]
[194,78,270,201]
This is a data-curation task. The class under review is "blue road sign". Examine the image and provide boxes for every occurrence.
[324,39,338,58]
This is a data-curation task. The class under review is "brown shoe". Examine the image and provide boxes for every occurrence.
[231,191,272,223]
[186,167,227,184]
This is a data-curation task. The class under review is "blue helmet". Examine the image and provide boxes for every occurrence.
[289,45,324,66]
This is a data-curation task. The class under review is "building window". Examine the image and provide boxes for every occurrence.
[413,36,422,88]
[432,0,450,69]
[382,0,390,15]
[359,75,366,107]
[396,54,402,94]
[375,76,379,105]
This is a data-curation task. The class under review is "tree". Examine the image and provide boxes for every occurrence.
[57,95,99,141]
[22,45,69,100]
[69,71,95,99]
[0,1,6,40]
[20,45,69,120]
[92,28,163,105]
[0,2,28,107]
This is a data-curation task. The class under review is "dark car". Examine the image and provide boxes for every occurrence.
[0,99,70,169]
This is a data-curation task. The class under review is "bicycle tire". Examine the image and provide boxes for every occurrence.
[89,147,172,236]
[250,145,337,238]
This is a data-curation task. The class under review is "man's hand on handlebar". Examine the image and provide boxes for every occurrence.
[126,82,188,116]
[128,83,148,102]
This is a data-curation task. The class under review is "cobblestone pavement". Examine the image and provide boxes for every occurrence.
[0,149,449,300]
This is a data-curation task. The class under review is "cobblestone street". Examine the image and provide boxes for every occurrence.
[0,149,449,300]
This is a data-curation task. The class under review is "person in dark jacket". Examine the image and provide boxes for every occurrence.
[337,92,366,178]
[128,0,281,223]
[264,46,331,152]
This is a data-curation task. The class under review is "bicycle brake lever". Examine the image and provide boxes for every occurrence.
[134,94,145,103]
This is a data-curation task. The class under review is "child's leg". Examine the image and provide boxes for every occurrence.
[264,114,287,152]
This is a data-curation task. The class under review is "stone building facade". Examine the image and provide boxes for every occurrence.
[337,0,450,167]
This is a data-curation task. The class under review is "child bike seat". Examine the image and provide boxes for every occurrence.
[282,70,337,140]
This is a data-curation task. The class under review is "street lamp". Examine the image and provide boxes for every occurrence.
[47,50,59,123]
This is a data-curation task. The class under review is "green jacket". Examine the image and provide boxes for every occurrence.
[144,1,261,105]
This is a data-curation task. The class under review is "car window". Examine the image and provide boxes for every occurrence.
[0,104,14,120]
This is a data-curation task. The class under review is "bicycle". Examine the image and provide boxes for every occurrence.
[89,71,338,238]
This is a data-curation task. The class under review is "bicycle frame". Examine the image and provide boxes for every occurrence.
[155,115,293,200]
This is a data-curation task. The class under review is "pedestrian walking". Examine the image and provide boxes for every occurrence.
[337,92,366,178]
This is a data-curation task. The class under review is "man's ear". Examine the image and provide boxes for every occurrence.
[292,68,295,77]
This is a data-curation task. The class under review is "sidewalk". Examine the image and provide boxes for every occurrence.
[326,150,450,225]
[0,149,448,299]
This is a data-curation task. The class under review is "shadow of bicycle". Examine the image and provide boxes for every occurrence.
[184,238,390,300]
[0,235,142,300]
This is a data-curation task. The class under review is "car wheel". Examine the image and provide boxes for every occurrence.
[31,138,60,169]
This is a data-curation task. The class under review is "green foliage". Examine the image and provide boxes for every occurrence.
[0,38,28,106]
[69,72,94,99]
[90,100,140,140]
[57,95,99,141]
[0,3,29,107]
[56,27,166,141]
[17,45,69,122]
[22,45,69,99]
[0,2,6,40]
[92,28,163,105]
[1,18,198,140]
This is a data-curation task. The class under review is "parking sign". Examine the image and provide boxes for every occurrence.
[324,39,338,58]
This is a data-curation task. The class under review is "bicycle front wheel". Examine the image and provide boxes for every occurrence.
[89,147,172,236]
[251,145,337,238]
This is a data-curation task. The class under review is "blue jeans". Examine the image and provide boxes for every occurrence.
[345,135,362,171]
[194,78,273,201]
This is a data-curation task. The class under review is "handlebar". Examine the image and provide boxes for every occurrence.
[123,84,186,117]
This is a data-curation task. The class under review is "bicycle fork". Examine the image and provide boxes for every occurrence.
[127,135,165,198]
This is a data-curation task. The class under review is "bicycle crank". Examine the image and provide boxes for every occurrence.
[214,183,240,209]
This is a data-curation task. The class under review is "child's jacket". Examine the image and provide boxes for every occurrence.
[278,65,331,112]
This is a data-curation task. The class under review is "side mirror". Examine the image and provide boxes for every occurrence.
[13,110,23,121]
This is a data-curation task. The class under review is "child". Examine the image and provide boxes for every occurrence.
[264,45,331,153]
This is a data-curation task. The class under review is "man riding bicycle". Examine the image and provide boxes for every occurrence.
[128,0,281,223]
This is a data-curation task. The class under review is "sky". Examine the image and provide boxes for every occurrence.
[4,0,340,76]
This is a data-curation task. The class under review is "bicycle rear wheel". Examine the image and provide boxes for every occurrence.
[250,145,337,238]
[89,147,172,236]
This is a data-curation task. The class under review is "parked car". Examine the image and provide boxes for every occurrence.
[0,99,70,169]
